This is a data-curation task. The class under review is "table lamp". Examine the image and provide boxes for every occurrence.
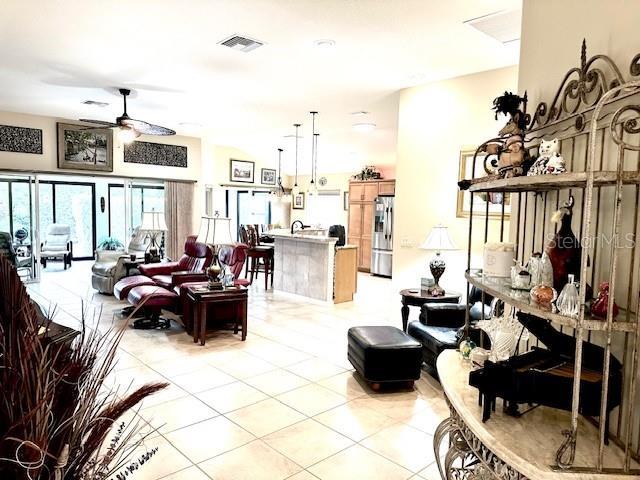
[419,224,458,296]
[196,215,233,290]
[141,209,167,263]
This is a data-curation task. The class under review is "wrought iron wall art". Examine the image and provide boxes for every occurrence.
[0,125,43,154]
[123,140,187,168]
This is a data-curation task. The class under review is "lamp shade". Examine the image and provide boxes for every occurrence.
[196,216,233,246]
[420,224,458,252]
[140,210,168,232]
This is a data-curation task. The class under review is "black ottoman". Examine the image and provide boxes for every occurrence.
[347,326,422,389]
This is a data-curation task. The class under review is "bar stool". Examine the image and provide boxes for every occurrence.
[239,225,274,289]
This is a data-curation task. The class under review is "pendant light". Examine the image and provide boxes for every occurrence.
[274,148,285,199]
[308,112,318,195]
[291,123,301,197]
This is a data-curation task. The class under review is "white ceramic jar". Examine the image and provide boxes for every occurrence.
[483,242,516,277]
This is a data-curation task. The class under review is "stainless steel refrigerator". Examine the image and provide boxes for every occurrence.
[371,195,394,277]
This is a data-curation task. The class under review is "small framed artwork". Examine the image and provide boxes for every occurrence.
[343,191,349,210]
[457,149,510,218]
[57,123,113,172]
[292,192,305,210]
[261,168,276,185]
[230,159,255,183]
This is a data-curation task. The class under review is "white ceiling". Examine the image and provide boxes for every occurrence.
[0,0,520,174]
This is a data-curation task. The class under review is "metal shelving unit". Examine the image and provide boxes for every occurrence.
[446,41,640,476]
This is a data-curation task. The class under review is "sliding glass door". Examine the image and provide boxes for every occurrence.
[0,174,38,282]
[108,182,164,245]
[236,190,272,237]
[38,181,96,260]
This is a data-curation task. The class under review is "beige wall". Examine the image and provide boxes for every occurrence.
[0,110,201,181]
[393,66,518,292]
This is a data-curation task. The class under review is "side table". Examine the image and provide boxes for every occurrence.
[123,258,144,277]
[185,284,248,346]
[400,288,461,332]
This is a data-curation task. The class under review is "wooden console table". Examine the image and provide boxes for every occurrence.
[185,285,248,346]
[434,350,636,479]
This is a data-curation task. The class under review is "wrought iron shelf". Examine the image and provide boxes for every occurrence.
[460,171,640,193]
[465,271,636,333]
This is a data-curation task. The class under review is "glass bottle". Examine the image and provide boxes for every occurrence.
[557,274,579,318]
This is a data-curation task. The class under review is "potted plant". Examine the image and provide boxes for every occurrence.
[97,237,124,251]
[0,255,166,479]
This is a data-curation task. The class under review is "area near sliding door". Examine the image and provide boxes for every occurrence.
[108,181,165,245]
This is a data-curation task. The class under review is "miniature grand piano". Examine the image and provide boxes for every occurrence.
[469,312,622,431]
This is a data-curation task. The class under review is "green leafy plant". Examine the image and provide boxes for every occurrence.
[0,255,166,479]
[98,237,124,251]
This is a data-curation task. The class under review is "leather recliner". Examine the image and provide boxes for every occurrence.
[91,227,150,294]
[137,235,213,290]
[408,286,494,377]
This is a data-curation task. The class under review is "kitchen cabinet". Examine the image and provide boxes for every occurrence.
[347,179,395,271]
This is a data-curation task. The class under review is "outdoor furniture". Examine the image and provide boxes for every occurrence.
[40,224,72,269]
[0,231,32,277]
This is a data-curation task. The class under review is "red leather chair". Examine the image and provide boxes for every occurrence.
[138,235,213,289]
[218,244,250,287]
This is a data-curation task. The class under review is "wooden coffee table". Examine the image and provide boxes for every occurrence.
[185,284,248,345]
[400,288,461,332]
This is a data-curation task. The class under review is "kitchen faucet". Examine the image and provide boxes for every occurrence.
[290,220,308,234]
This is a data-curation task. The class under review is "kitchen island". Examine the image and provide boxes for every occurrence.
[270,231,357,303]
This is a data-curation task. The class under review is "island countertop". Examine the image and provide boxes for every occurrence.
[268,229,338,244]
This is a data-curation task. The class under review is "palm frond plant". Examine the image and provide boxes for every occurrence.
[0,255,167,479]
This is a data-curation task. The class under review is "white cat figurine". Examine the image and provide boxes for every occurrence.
[527,138,566,176]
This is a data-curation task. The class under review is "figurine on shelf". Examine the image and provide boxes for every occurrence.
[528,252,554,287]
[510,261,532,290]
[590,282,620,319]
[477,312,529,362]
[527,138,566,176]
[530,284,557,310]
[497,135,526,178]
[492,91,527,136]
[545,196,583,293]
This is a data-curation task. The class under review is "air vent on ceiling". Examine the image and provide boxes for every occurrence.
[218,34,264,53]
[464,9,521,44]
[82,100,109,107]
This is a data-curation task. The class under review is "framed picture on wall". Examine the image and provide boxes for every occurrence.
[261,168,276,185]
[57,123,113,172]
[230,159,255,183]
[343,191,349,210]
[292,192,305,210]
[457,149,510,218]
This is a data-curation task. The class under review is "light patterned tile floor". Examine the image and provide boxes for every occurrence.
[29,261,447,479]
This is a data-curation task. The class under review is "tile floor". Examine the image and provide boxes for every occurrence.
[28,261,448,480]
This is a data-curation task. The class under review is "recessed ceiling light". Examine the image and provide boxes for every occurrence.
[314,39,336,48]
[350,111,369,116]
[82,100,109,107]
[352,122,376,133]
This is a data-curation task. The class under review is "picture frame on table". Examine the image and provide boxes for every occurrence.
[57,123,113,172]
[292,192,305,210]
[230,159,255,183]
[457,149,510,218]
[261,168,276,185]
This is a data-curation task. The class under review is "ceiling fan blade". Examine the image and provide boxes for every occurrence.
[79,119,119,128]
[121,118,176,136]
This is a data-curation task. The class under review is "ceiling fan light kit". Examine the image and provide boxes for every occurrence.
[80,88,176,141]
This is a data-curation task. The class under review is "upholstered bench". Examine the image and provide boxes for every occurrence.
[347,326,422,389]
[127,285,178,329]
[113,274,156,300]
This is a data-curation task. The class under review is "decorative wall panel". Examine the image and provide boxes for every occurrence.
[0,125,43,154]
[124,141,187,168]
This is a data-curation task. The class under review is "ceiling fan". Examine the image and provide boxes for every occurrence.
[80,88,175,143]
